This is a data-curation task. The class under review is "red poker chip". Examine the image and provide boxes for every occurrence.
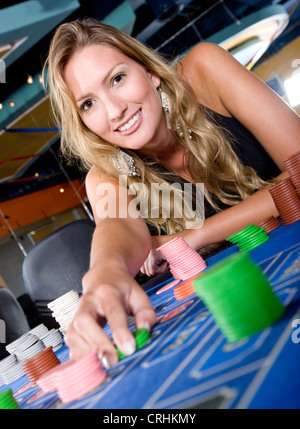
[258,216,281,233]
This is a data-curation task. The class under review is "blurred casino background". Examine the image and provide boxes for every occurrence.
[0,0,299,320]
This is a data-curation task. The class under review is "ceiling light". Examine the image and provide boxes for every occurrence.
[27,75,33,84]
[9,102,15,107]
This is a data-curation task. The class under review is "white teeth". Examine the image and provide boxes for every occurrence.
[118,110,140,132]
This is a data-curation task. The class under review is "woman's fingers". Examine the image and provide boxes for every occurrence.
[129,283,157,332]
[140,249,168,276]
[65,291,119,366]
[65,278,156,368]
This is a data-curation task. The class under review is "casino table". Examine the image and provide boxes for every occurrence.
[1,219,300,410]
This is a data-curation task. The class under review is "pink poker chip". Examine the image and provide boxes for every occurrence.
[37,349,107,403]
[156,278,181,295]
[56,349,107,403]
[37,360,73,393]
[157,237,207,281]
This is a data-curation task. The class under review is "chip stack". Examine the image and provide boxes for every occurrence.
[47,291,80,335]
[268,177,300,225]
[0,388,20,409]
[7,333,45,363]
[193,252,285,343]
[22,346,61,384]
[174,278,197,301]
[55,349,106,403]
[226,224,269,251]
[0,355,19,387]
[40,329,63,352]
[284,151,300,198]
[257,216,281,233]
[156,236,207,281]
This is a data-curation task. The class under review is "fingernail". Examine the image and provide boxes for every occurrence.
[137,321,150,332]
[100,353,118,370]
[121,339,136,356]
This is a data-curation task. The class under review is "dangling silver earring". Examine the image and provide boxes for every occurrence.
[159,87,171,130]
[112,148,139,177]
[158,87,193,140]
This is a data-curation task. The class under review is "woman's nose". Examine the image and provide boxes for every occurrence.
[105,94,127,122]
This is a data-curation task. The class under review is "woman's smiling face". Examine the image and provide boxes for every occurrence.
[64,44,167,152]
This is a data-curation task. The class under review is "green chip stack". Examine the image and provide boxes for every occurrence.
[226,224,269,251]
[117,328,150,360]
[0,388,20,409]
[193,252,285,343]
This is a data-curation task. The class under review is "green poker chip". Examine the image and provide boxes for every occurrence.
[227,225,269,251]
[116,328,150,360]
[193,252,285,343]
[0,389,20,409]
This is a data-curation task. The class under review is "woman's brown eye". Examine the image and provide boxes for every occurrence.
[80,99,94,111]
[113,73,125,86]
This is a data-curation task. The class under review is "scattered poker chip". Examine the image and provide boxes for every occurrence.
[257,216,281,233]
[22,346,61,384]
[193,252,285,343]
[156,278,181,295]
[174,278,196,300]
[0,388,20,409]
[156,237,207,284]
[268,177,300,226]
[226,224,269,251]
[47,290,80,335]
[116,328,150,360]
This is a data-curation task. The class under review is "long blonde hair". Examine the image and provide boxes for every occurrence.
[44,18,268,233]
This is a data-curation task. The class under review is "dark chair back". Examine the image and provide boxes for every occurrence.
[0,287,30,359]
[22,219,95,328]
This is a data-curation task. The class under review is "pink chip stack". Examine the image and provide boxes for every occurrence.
[157,236,207,281]
[37,349,106,403]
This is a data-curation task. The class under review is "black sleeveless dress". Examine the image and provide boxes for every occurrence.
[137,108,281,272]
[143,107,281,237]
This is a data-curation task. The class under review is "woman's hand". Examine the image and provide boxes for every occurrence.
[65,264,156,368]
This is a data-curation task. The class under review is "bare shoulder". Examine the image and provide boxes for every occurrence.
[179,42,226,67]
[85,167,118,200]
[176,42,234,113]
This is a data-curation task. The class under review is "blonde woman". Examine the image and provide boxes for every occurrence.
[45,18,300,366]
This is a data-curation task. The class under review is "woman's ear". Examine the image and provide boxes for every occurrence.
[147,69,161,88]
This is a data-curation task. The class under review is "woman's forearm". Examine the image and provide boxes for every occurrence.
[186,171,289,250]
[83,217,151,293]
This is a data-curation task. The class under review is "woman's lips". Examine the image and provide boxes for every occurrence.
[115,109,142,136]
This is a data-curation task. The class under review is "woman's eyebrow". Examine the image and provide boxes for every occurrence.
[75,62,126,104]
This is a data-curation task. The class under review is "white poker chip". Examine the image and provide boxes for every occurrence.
[2,362,25,384]
[6,333,39,354]
[41,329,63,349]
[28,324,49,338]
[47,291,80,335]
[0,354,17,371]
[15,339,45,363]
